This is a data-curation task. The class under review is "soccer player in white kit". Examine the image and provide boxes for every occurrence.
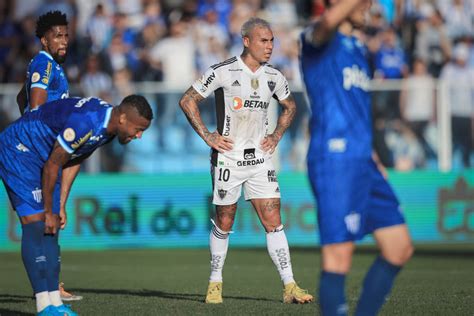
[179,17,313,304]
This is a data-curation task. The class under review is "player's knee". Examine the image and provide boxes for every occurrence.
[384,242,414,266]
[215,216,234,231]
[322,244,354,273]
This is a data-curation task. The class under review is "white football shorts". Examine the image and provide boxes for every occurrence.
[211,155,281,205]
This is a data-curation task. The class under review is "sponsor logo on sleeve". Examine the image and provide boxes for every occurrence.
[203,72,216,89]
[42,61,52,84]
[63,128,76,142]
[71,130,93,149]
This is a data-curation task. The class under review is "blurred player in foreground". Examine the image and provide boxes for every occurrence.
[0,95,152,315]
[301,0,413,315]
[179,17,313,304]
[300,1,414,315]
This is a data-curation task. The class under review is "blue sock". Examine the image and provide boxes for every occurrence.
[44,232,60,292]
[21,221,48,294]
[355,256,402,316]
[319,271,348,316]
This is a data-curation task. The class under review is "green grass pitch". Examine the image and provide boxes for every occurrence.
[1,246,473,315]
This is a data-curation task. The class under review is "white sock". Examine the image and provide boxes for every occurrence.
[266,225,295,285]
[209,223,230,282]
[35,291,51,312]
[49,290,62,307]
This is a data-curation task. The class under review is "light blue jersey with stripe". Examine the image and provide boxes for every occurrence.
[0,97,113,215]
[24,51,69,112]
[0,97,113,163]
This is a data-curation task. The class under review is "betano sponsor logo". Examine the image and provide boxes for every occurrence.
[233,97,269,110]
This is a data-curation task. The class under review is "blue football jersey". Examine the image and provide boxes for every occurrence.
[300,29,372,160]
[0,97,113,215]
[0,97,114,164]
[24,50,69,111]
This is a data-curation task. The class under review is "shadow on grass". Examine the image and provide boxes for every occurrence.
[0,294,32,303]
[70,288,279,303]
[0,308,34,316]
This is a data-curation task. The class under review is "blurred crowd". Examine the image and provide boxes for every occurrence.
[0,0,473,172]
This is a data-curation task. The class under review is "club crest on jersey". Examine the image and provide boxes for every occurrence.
[251,78,259,90]
[218,189,227,199]
[267,80,276,92]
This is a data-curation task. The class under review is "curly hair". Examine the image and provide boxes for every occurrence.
[35,11,68,39]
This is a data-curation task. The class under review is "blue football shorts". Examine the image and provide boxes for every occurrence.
[307,157,406,245]
[0,146,60,217]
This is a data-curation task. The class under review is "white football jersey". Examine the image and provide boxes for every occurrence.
[192,56,290,166]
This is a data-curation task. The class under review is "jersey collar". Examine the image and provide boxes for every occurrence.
[237,55,264,77]
[39,50,54,61]
[103,107,113,129]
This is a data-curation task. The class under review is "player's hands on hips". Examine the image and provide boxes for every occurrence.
[205,130,233,153]
[261,134,280,154]
[59,207,67,230]
[44,212,60,234]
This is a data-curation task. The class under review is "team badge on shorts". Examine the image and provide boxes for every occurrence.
[218,189,227,199]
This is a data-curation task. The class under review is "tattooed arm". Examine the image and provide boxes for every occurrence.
[42,141,71,234]
[261,93,296,154]
[179,86,233,153]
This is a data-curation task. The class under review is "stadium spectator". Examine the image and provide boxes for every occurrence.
[85,4,112,54]
[80,54,113,102]
[373,25,409,120]
[0,95,152,315]
[400,58,436,161]
[179,17,313,305]
[414,3,452,77]
[300,1,414,315]
[440,43,474,168]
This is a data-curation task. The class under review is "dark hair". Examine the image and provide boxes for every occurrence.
[324,0,331,7]
[120,95,153,121]
[35,11,68,39]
